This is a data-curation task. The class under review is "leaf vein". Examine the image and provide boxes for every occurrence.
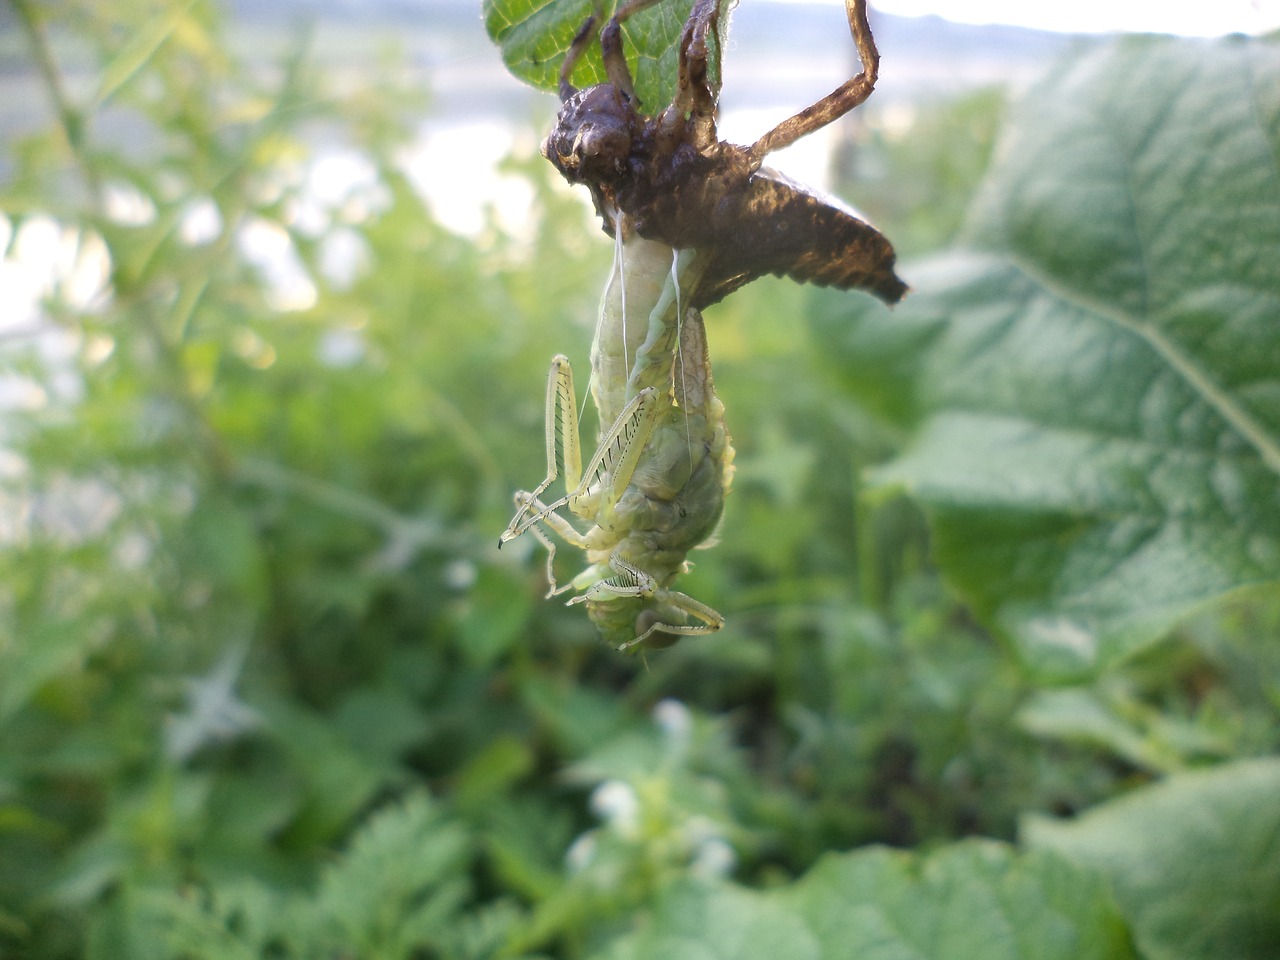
[1004,255,1280,481]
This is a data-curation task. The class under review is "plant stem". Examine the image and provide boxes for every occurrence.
[11,0,105,206]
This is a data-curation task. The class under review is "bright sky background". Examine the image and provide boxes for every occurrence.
[867,0,1280,36]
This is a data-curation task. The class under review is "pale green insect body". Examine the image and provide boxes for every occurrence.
[500,220,734,650]
[591,236,698,422]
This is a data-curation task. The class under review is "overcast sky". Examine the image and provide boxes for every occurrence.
[864,0,1280,36]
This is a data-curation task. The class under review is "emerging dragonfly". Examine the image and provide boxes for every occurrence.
[500,0,905,651]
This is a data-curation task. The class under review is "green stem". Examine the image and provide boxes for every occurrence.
[12,0,104,205]
[852,455,884,612]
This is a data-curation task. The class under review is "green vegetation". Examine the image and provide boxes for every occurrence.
[1,1,1278,957]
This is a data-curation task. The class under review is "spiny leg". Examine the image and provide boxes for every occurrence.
[575,384,664,516]
[748,0,879,165]
[567,554,724,648]
[500,355,582,545]
[510,490,592,596]
[503,383,665,543]
[624,590,723,649]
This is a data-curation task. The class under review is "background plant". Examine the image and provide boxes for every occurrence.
[1,1,1277,958]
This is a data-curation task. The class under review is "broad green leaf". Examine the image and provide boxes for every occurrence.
[598,841,1134,960]
[815,36,1280,678]
[601,883,819,960]
[785,842,1134,960]
[1016,685,1233,774]
[1024,757,1280,960]
[483,0,706,109]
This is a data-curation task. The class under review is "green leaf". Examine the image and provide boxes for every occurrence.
[600,882,820,960]
[308,792,473,957]
[453,735,537,812]
[258,698,398,845]
[184,495,267,609]
[483,0,706,108]
[597,841,1135,960]
[456,565,535,668]
[1016,686,1231,774]
[786,842,1134,960]
[1024,757,1280,960]
[0,615,98,722]
[816,36,1280,678]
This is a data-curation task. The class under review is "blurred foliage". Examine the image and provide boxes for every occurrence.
[835,86,1007,258]
[0,1,1277,958]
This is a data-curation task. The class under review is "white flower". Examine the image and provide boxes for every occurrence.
[652,698,692,747]
[590,779,640,836]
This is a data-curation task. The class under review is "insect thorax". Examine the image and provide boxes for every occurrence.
[590,232,701,426]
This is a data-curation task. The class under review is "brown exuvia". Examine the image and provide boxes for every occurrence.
[542,0,908,309]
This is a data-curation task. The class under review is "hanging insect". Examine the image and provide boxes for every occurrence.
[499,0,905,651]
[500,238,731,651]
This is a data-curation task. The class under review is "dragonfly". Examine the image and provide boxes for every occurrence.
[500,0,905,651]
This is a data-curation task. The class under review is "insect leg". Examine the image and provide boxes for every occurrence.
[510,490,592,596]
[747,0,879,165]
[567,554,724,648]
[668,0,722,149]
[621,590,724,649]
[599,0,668,104]
[574,385,663,514]
[500,355,582,545]
[559,1,604,100]
[505,385,663,542]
